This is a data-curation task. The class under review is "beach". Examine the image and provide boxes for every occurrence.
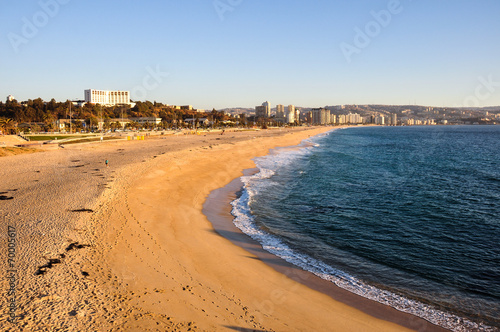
[1,127,444,331]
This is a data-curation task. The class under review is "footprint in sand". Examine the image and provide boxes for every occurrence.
[34,258,62,276]
[70,209,94,213]
[65,242,90,251]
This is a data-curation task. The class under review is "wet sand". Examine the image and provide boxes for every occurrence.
[205,172,447,332]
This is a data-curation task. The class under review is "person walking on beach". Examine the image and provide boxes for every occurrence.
[105,159,109,167]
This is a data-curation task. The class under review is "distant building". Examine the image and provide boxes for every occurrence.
[375,115,385,125]
[131,117,162,125]
[255,101,271,118]
[72,100,86,107]
[96,118,132,131]
[286,105,296,124]
[295,109,301,124]
[57,119,87,132]
[347,112,362,124]
[84,89,131,106]
[255,106,266,118]
[305,111,313,124]
[311,108,329,125]
[276,104,285,122]
[7,95,15,102]
[390,113,398,126]
[337,114,346,124]
[184,118,211,126]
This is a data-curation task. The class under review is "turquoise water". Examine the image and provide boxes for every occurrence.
[231,126,500,331]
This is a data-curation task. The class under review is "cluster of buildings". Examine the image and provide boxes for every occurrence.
[306,109,413,125]
[255,102,299,124]
[304,109,397,125]
[254,102,399,126]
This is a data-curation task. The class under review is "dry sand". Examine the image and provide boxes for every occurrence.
[0,127,444,331]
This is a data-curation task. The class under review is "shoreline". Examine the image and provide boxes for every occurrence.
[90,125,421,331]
[0,126,449,331]
[203,134,447,332]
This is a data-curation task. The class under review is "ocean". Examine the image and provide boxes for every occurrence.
[231,125,500,331]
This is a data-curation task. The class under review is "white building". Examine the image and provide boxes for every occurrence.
[375,115,386,125]
[338,114,346,124]
[84,89,131,106]
[286,105,296,123]
[7,95,15,102]
[347,112,362,124]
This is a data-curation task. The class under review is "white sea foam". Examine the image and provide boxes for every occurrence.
[230,130,496,332]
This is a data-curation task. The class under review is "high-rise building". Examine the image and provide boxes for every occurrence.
[84,89,131,106]
[391,113,397,126]
[337,114,346,124]
[255,106,266,118]
[255,101,271,118]
[312,108,329,124]
[347,112,361,124]
[276,104,285,121]
[286,105,296,123]
[375,115,386,125]
[305,111,312,124]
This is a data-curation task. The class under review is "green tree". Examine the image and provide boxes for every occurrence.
[0,117,15,134]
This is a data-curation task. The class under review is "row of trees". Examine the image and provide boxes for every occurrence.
[0,98,238,133]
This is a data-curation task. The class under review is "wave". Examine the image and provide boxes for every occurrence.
[230,130,496,332]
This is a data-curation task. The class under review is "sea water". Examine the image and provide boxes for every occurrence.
[231,126,500,331]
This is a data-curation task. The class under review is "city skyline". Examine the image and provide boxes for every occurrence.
[2,1,500,109]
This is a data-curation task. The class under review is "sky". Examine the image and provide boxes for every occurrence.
[1,0,499,110]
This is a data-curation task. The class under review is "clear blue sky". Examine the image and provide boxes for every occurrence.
[1,0,499,109]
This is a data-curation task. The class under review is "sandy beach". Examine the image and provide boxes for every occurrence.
[1,127,446,331]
